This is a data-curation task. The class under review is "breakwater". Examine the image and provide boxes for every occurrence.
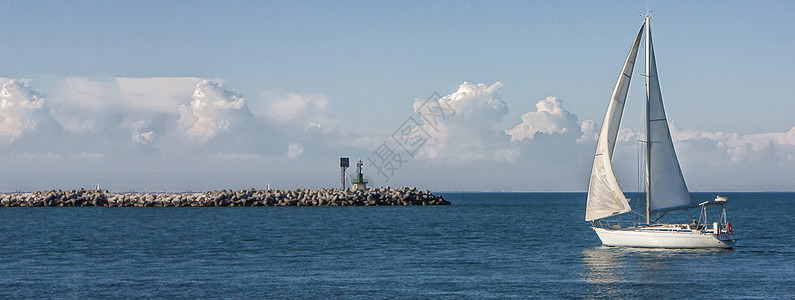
[0,187,450,207]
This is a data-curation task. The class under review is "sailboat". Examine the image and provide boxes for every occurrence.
[585,15,736,248]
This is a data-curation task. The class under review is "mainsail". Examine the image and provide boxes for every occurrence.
[585,25,644,221]
[644,19,697,212]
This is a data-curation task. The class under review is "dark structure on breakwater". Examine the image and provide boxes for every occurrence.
[0,187,449,207]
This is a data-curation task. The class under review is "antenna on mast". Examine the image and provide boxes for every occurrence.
[644,0,653,17]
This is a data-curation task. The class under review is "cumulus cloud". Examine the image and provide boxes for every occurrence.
[250,90,340,149]
[577,119,598,143]
[506,96,580,142]
[116,77,206,113]
[0,75,790,192]
[4,76,271,149]
[50,76,203,145]
[0,80,60,142]
[260,91,329,123]
[410,82,512,161]
[0,76,299,191]
[417,82,507,122]
[177,80,252,142]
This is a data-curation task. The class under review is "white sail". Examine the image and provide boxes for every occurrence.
[645,19,696,213]
[585,25,644,221]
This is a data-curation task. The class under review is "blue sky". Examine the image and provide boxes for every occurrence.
[0,1,793,192]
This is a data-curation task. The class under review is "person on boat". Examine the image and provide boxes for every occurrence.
[690,219,704,230]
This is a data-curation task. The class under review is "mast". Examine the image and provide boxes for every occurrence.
[644,15,651,225]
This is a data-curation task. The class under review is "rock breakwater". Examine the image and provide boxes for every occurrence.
[0,187,450,207]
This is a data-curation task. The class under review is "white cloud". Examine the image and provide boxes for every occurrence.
[410,82,512,161]
[506,96,580,142]
[134,131,155,145]
[577,119,598,143]
[177,80,251,142]
[304,122,323,133]
[129,119,155,145]
[584,120,795,166]
[57,76,201,115]
[50,76,203,146]
[617,128,638,143]
[418,82,506,122]
[116,77,205,112]
[0,76,791,192]
[575,120,638,144]
[2,76,275,149]
[287,142,304,158]
[669,123,795,163]
[262,92,329,123]
[251,90,340,150]
[0,80,60,142]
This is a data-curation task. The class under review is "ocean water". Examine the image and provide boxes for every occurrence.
[0,192,791,298]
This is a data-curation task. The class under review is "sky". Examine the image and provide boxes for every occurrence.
[0,0,793,192]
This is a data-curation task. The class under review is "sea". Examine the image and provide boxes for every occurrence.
[0,192,792,299]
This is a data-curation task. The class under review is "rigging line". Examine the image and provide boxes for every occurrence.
[629,210,646,220]
[631,140,644,226]
[653,211,667,223]
[633,142,642,222]
[638,82,650,225]
[637,139,642,199]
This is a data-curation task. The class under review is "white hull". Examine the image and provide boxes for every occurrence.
[593,227,735,249]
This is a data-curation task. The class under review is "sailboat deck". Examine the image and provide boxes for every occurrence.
[610,223,720,234]
[593,219,724,234]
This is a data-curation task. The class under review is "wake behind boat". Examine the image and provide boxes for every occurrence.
[585,15,735,249]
